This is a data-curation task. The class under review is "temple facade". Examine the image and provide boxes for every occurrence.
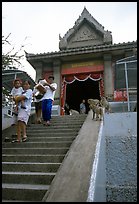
[26,7,137,115]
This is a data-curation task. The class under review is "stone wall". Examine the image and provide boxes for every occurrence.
[87,112,137,202]
[104,112,137,202]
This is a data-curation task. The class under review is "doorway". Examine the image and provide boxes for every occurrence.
[66,78,101,113]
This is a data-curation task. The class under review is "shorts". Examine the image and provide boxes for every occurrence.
[17,108,30,125]
[35,101,42,113]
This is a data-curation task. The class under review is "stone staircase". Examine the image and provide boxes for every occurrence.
[2,114,87,202]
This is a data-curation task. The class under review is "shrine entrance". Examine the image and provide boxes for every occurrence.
[61,73,104,115]
[66,78,100,113]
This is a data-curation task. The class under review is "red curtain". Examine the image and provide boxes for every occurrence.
[60,80,67,115]
[64,73,102,83]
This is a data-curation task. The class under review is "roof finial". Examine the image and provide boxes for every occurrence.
[82,6,88,15]
[59,34,62,40]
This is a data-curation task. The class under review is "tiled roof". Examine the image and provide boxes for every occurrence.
[25,41,137,60]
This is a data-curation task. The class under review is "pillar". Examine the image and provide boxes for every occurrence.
[53,60,61,105]
[35,62,43,83]
[103,54,114,100]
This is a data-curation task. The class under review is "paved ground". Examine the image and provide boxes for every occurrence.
[42,111,101,202]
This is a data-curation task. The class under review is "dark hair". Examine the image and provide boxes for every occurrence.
[24,80,31,85]
[37,78,43,83]
[13,78,22,85]
[48,75,54,80]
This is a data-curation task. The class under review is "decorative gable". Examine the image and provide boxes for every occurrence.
[59,7,112,50]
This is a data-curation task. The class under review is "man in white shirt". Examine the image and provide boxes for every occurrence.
[41,76,57,126]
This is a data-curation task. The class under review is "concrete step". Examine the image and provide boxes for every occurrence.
[3,136,76,142]
[28,124,84,128]
[2,171,56,185]
[2,183,50,201]
[2,162,61,172]
[29,119,86,125]
[24,132,78,137]
[26,128,80,133]
[2,147,69,155]
[24,136,76,142]
[51,115,87,119]
[2,154,65,163]
[30,115,86,121]
[2,141,72,148]
[27,125,82,130]
[2,114,87,202]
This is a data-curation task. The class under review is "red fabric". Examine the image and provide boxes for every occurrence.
[99,73,104,97]
[60,79,67,115]
[114,90,127,101]
[64,73,102,83]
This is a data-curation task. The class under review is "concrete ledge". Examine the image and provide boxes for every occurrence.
[42,111,101,202]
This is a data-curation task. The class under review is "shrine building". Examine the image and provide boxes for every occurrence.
[25,7,137,115]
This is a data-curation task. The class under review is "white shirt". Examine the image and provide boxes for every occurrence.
[42,83,57,101]
[18,89,33,112]
[11,87,23,96]
[39,79,47,86]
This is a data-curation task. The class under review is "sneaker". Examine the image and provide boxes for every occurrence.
[11,139,21,143]
[4,137,11,142]
[22,136,27,142]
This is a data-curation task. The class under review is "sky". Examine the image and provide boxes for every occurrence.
[2,2,137,81]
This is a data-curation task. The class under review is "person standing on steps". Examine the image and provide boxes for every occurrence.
[11,78,25,115]
[41,75,57,126]
[12,80,33,142]
[10,78,24,138]
[32,78,45,124]
[80,99,86,114]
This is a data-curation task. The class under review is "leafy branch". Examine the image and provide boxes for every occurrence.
[2,33,25,70]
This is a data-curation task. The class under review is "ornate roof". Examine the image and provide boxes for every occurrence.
[25,7,137,64]
[59,7,112,50]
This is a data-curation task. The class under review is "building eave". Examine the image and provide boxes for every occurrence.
[25,41,137,62]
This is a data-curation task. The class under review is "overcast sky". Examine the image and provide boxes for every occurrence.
[2,2,137,81]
